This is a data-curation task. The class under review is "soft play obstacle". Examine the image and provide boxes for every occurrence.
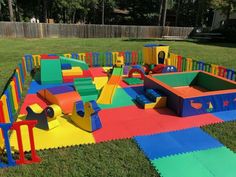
[40,57,63,85]
[0,120,40,167]
[143,44,169,65]
[135,89,167,109]
[145,71,236,116]
[74,77,98,98]
[97,67,123,104]
[128,65,145,80]
[38,86,81,114]
[71,100,102,132]
[25,104,61,130]
[162,65,177,73]
[60,56,89,70]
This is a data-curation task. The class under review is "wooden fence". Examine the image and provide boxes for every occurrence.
[0,22,194,38]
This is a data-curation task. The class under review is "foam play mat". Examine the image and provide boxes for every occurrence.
[1,46,236,176]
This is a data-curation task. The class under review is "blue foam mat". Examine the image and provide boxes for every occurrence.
[134,128,223,160]
[212,110,236,122]
[27,80,73,94]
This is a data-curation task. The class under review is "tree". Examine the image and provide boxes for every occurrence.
[211,0,236,22]
[8,0,14,21]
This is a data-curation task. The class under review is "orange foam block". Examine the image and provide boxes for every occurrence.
[38,90,81,114]
[108,76,122,85]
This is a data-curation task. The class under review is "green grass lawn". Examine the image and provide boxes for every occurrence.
[0,38,236,176]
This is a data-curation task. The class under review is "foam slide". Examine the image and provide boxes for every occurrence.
[97,67,123,104]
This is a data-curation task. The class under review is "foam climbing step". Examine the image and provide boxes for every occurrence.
[74,78,98,97]
[134,128,223,160]
[145,89,165,102]
[136,95,152,108]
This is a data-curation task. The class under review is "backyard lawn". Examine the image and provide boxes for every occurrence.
[0,38,236,177]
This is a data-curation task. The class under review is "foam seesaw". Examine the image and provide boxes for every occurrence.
[71,100,102,132]
[25,104,61,130]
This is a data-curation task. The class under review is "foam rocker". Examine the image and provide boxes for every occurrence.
[71,100,102,132]
[25,104,61,130]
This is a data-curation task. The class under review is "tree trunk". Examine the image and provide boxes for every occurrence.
[226,3,231,23]
[102,0,105,24]
[158,0,163,26]
[162,0,167,26]
[175,0,181,26]
[8,0,14,21]
[43,0,47,23]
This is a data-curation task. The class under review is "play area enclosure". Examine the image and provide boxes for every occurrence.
[0,43,236,174]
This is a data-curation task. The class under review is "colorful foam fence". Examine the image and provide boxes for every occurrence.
[23,51,236,82]
[168,53,236,81]
[23,51,143,71]
[0,58,40,168]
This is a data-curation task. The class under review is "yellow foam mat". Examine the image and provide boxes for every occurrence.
[93,76,108,90]
[10,115,95,151]
[62,67,83,76]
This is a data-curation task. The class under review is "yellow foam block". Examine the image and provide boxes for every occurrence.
[9,115,95,151]
[103,67,112,72]
[93,77,108,90]
[62,67,83,76]
[144,97,167,109]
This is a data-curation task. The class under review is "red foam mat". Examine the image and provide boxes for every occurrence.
[93,106,223,143]
[89,67,107,77]
[20,94,48,114]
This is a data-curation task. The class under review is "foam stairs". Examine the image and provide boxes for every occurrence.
[136,89,167,109]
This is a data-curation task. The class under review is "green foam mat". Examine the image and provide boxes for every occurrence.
[152,147,236,177]
[152,152,213,177]
[98,88,134,109]
[82,95,98,102]
[123,78,143,85]
[112,68,123,76]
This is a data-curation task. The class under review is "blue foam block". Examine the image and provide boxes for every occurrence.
[212,110,236,122]
[47,85,75,95]
[134,128,223,160]
[123,86,145,100]
[27,80,73,94]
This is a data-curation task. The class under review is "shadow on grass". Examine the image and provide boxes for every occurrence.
[122,38,191,43]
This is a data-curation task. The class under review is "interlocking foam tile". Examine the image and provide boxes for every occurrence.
[89,67,108,77]
[123,86,145,99]
[192,147,236,177]
[10,115,95,151]
[134,128,223,160]
[20,94,48,114]
[212,110,236,122]
[152,147,236,177]
[93,76,108,90]
[98,88,134,109]
[151,151,214,177]
[27,80,73,94]
[93,106,223,143]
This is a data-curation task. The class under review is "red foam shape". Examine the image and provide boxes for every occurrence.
[0,100,5,123]
[128,68,145,80]
[13,77,20,103]
[40,54,59,60]
[89,67,107,77]
[20,94,48,114]
[12,120,41,164]
[63,70,93,83]
[93,106,223,143]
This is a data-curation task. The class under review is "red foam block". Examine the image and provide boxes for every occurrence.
[93,106,223,143]
[20,94,48,114]
[89,67,107,77]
